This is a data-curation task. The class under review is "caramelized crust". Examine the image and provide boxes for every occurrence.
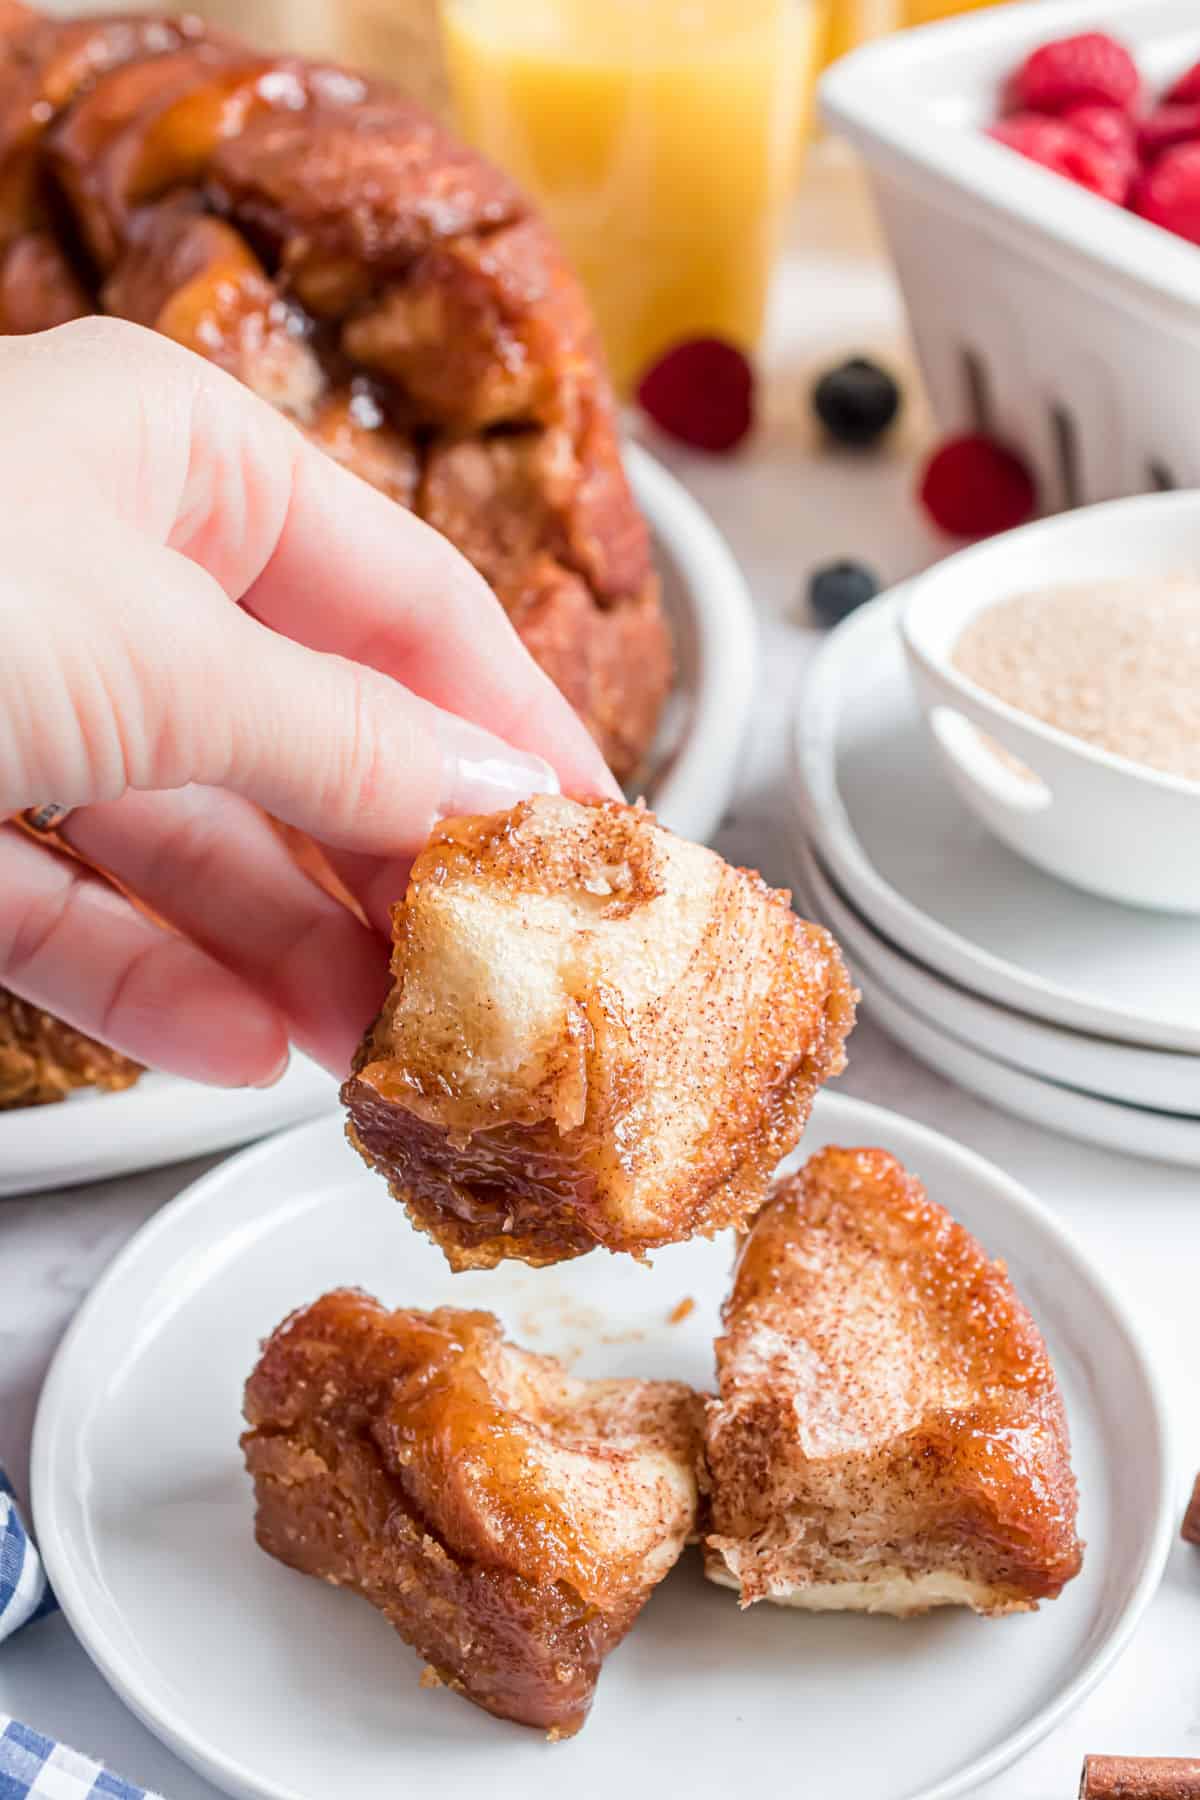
[0,987,141,1107]
[0,8,669,780]
[420,411,652,604]
[704,1146,1084,1615]
[242,1290,701,1735]
[500,561,671,789]
[0,2,33,39]
[0,12,212,246]
[102,200,324,419]
[342,217,596,432]
[205,98,522,274]
[303,381,419,507]
[342,796,856,1270]
[45,43,272,270]
[0,228,89,329]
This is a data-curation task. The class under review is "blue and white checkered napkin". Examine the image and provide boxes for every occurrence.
[0,1717,165,1799]
[1,1474,166,1799]
[0,1472,55,1643]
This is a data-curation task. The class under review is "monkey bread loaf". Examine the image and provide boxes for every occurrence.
[0,4,671,780]
[0,987,142,1107]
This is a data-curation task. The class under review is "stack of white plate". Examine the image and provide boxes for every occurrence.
[790,589,1200,1167]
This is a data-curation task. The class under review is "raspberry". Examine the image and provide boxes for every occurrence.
[636,336,754,453]
[918,435,1038,539]
[988,115,1129,203]
[1061,103,1138,192]
[1165,59,1200,106]
[1138,103,1200,164]
[1008,32,1139,117]
[1131,143,1200,245]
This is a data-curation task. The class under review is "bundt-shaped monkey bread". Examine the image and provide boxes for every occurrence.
[0,4,671,780]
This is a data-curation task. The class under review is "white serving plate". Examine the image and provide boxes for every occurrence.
[0,447,753,1197]
[626,445,756,842]
[0,1055,338,1199]
[859,960,1200,1171]
[793,834,1200,1116]
[902,495,1200,913]
[793,588,1200,1054]
[822,0,1200,507]
[32,1098,1172,1800]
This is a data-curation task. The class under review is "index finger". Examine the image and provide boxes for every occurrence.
[1,323,622,803]
[241,439,623,802]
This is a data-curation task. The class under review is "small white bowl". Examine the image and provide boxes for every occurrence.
[902,492,1200,914]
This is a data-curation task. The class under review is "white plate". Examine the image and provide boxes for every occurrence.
[856,961,1200,1171]
[0,448,752,1195]
[627,445,756,843]
[0,1055,337,1199]
[793,835,1200,1117]
[793,588,1200,1054]
[32,1098,1172,1800]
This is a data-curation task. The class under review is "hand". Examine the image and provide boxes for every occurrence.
[0,319,620,1088]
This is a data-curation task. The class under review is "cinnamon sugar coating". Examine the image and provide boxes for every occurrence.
[241,1290,701,1736]
[0,988,142,1107]
[342,797,856,1269]
[0,8,669,779]
[704,1146,1083,1615]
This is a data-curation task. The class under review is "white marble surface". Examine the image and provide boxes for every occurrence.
[3,170,1200,1798]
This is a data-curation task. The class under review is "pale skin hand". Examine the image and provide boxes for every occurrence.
[0,318,620,1087]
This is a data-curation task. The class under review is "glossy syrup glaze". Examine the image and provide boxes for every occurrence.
[242,1289,701,1735]
[704,1146,1083,1613]
[343,796,856,1269]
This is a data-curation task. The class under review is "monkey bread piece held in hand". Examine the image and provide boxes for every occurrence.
[704,1146,1083,1616]
[0,4,670,781]
[241,1290,702,1737]
[342,796,856,1271]
[0,988,142,1108]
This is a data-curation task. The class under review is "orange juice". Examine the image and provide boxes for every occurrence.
[442,0,823,393]
[821,0,897,65]
[821,0,1008,65]
[903,0,1009,24]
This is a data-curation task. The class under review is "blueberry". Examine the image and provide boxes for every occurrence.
[813,357,901,448]
[809,560,881,628]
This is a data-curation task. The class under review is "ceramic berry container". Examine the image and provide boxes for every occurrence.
[821,0,1200,508]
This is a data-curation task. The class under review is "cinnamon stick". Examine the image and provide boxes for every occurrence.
[1081,1757,1200,1799]
[1181,1473,1200,1545]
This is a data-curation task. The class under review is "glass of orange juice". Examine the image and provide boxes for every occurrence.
[441,0,825,394]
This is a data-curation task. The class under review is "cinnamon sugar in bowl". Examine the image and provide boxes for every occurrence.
[952,578,1200,787]
[901,492,1200,914]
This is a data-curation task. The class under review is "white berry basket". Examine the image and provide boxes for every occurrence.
[821,0,1200,510]
[901,491,1200,914]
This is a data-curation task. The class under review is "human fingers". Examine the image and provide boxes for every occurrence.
[59,786,390,1076]
[0,824,289,1086]
[0,507,559,851]
[237,441,623,802]
[0,321,621,801]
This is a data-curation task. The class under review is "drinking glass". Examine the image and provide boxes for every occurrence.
[441,0,826,393]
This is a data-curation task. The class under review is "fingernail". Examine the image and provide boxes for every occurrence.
[435,714,560,822]
[252,1049,291,1089]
